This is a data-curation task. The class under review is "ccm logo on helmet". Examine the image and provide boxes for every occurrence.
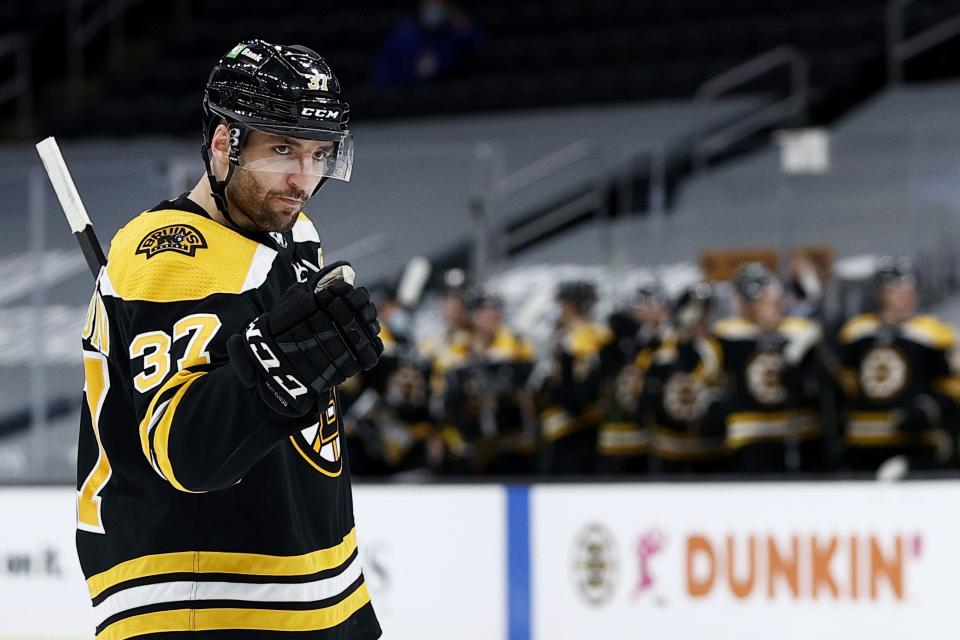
[300,107,341,119]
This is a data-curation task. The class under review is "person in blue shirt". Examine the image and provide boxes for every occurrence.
[375,0,485,87]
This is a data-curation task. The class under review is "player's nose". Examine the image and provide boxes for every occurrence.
[286,168,312,192]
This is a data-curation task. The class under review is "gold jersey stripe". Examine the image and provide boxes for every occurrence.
[87,528,358,599]
[96,582,370,640]
[137,368,207,492]
[728,410,792,423]
[153,371,207,493]
[105,210,265,303]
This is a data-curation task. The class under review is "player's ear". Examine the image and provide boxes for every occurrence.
[211,123,230,160]
[209,124,232,179]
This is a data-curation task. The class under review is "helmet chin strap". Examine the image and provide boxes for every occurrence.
[201,122,247,231]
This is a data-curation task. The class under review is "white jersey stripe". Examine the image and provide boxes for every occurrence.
[241,244,278,292]
[292,218,320,243]
[145,399,171,479]
[98,269,118,297]
[93,553,363,627]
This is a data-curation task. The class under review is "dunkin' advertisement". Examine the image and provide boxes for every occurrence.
[531,482,954,640]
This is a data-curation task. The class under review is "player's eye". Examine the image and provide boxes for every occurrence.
[273,145,290,155]
[313,148,332,161]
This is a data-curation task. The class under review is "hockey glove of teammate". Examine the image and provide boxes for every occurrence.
[227,261,384,417]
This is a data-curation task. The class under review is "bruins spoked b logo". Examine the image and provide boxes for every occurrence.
[572,523,619,607]
[860,345,908,400]
[663,372,707,423]
[136,224,208,259]
[746,351,787,406]
[291,395,343,477]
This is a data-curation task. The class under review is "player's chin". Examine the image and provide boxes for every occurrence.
[276,198,305,218]
[257,208,299,234]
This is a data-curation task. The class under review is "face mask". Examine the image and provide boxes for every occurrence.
[422,4,448,28]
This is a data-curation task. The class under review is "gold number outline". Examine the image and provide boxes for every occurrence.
[77,351,112,534]
[173,313,222,370]
[129,331,172,393]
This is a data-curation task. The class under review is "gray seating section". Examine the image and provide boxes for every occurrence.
[493,81,960,272]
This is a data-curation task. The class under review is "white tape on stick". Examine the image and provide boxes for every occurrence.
[35,137,92,234]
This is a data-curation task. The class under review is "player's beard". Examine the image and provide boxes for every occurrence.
[226,169,309,234]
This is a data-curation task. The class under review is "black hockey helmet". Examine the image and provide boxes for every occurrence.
[673,282,713,328]
[629,283,666,308]
[201,40,352,224]
[732,262,781,301]
[874,255,914,289]
[556,280,597,314]
[463,286,503,311]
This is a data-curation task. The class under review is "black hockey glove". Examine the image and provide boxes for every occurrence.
[227,262,384,417]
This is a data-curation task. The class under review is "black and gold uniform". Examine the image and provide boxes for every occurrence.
[640,334,727,473]
[597,351,649,473]
[436,326,536,474]
[710,316,823,472]
[343,322,436,476]
[538,320,613,474]
[77,196,380,639]
[595,309,667,473]
[422,324,474,472]
[838,313,960,470]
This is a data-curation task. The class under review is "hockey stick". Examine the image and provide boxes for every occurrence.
[35,137,106,279]
[397,255,431,308]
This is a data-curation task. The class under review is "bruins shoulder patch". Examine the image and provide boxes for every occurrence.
[136,224,208,259]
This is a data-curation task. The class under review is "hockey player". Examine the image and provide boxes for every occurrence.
[435,288,537,474]
[596,285,671,471]
[708,263,824,472]
[340,288,436,477]
[641,284,727,473]
[537,281,612,474]
[838,257,959,471]
[75,41,382,639]
[420,268,472,368]
[420,271,475,470]
[599,285,669,377]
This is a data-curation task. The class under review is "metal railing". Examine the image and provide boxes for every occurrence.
[471,139,605,279]
[68,0,142,101]
[887,0,960,84]
[0,34,33,138]
[693,46,809,168]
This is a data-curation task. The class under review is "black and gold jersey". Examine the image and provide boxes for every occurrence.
[639,335,725,463]
[538,321,612,443]
[838,313,960,452]
[76,195,380,639]
[711,316,822,453]
[596,321,668,465]
[439,327,536,470]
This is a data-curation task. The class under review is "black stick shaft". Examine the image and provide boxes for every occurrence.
[76,225,107,278]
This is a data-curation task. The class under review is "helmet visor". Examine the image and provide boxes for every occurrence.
[233,126,353,181]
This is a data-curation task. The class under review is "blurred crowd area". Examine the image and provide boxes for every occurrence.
[342,254,960,479]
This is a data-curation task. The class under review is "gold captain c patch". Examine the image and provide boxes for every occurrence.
[136,224,208,259]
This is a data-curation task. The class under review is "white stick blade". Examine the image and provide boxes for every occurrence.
[35,137,92,233]
[397,256,432,308]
